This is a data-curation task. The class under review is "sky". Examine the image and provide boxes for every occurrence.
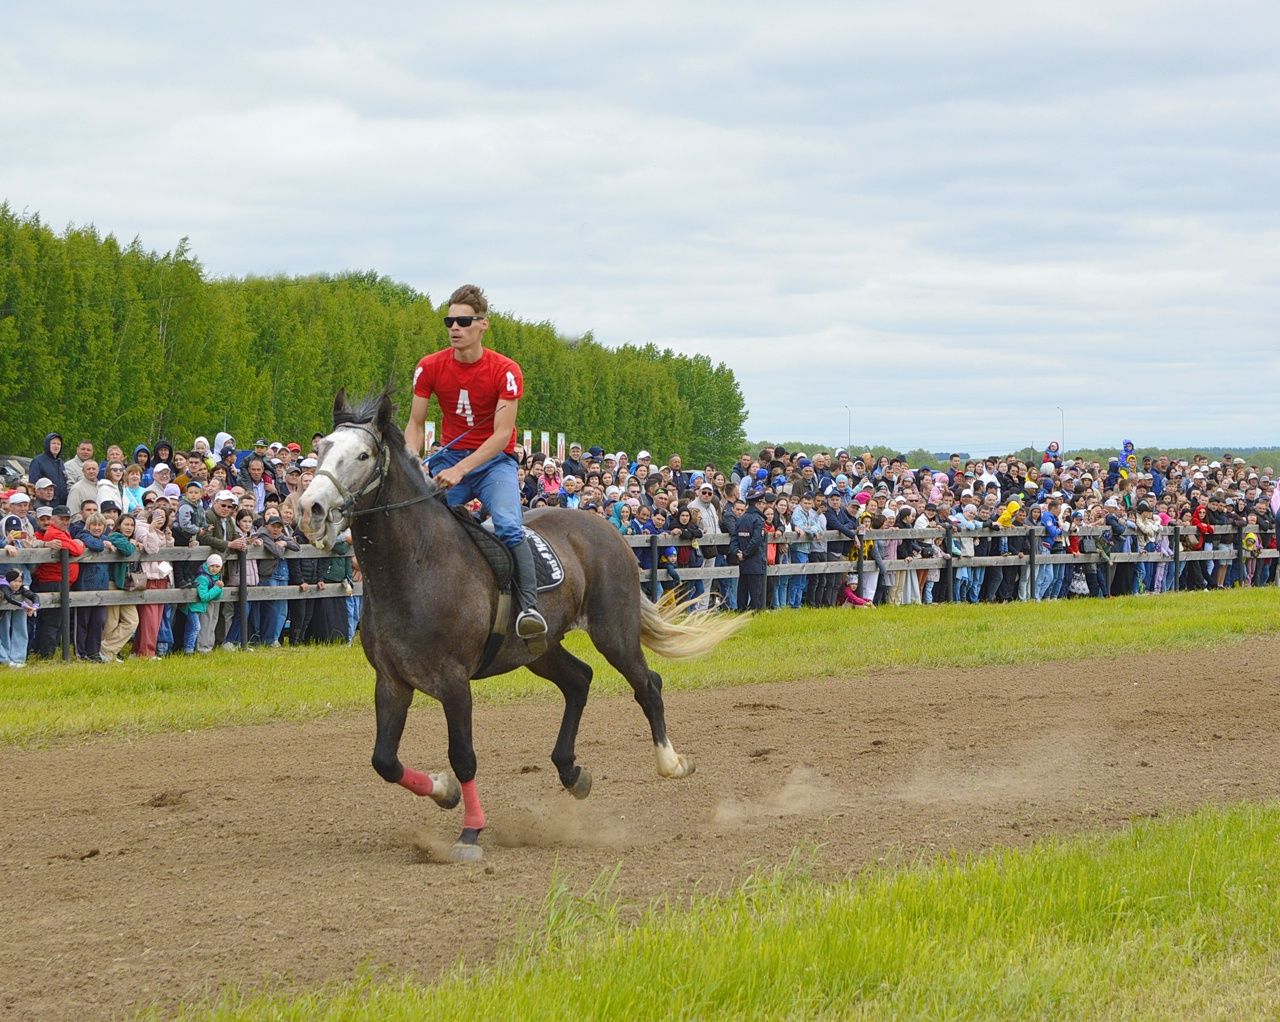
[3,1,1278,453]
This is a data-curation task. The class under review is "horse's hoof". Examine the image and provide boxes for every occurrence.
[676,756,696,779]
[450,841,483,862]
[569,766,592,800]
[429,772,461,811]
[450,826,483,862]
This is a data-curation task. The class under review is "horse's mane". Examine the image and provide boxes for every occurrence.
[335,386,441,502]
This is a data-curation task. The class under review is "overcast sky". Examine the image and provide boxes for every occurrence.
[4,1,1277,453]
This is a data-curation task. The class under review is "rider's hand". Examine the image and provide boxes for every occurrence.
[435,464,466,490]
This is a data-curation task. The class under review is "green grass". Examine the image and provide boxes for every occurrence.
[169,803,1280,1021]
[6,588,1278,746]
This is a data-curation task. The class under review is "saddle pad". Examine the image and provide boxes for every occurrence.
[528,529,565,593]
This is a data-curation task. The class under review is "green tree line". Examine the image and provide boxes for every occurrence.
[0,205,747,466]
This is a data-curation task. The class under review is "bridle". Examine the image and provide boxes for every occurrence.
[312,422,439,528]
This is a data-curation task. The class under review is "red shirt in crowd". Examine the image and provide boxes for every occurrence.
[412,347,523,455]
[33,523,85,584]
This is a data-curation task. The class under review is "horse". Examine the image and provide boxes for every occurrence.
[298,388,746,861]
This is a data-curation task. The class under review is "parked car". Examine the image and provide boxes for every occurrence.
[0,455,32,487]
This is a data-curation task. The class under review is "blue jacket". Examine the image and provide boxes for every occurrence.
[74,533,111,591]
[28,433,68,506]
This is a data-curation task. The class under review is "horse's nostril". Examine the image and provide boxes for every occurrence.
[311,502,323,520]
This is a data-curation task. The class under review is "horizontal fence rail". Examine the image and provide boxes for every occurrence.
[5,525,1275,658]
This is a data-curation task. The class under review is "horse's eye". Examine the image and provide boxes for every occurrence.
[359,452,370,461]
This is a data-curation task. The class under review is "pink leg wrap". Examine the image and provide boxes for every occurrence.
[460,779,486,830]
[398,766,434,796]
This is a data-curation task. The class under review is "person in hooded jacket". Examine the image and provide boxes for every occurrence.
[29,434,69,506]
[133,445,154,486]
[151,441,176,478]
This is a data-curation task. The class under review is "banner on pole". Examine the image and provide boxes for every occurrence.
[523,429,533,455]
[556,433,566,462]
[540,431,550,456]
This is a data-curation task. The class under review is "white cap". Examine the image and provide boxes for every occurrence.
[300,457,318,469]
[214,489,237,502]
[153,463,171,475]
[9,492,30,504]
[206,553,223,569]
[605,485,621,498]
[637,450,651,460]
[36,506,53,517]
[34,477,54,488]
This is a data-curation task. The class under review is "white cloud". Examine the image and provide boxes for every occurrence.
[3,0,1278,450]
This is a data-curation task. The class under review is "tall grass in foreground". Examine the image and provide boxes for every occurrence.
[173,803,1280,1021]
[6,588,1278,745]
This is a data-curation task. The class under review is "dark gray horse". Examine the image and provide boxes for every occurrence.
[299,389,745,861]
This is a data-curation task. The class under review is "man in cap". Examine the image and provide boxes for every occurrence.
[29,504,85,657]
[730,484,767,612]
[561,442,587,480]
[195,489,247,651]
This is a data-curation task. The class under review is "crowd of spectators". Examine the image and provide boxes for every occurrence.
[3,430,1277,666]
[507,441,1278,612]
[2,432,357,666]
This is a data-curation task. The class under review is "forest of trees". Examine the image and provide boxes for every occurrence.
[0,206,748,467]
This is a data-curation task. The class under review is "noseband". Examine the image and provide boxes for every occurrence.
[313,423,439,528]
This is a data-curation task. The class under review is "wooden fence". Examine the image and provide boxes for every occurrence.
[5,524,1275,660]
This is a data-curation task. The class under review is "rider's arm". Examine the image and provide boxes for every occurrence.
[405,395,431,457]
[451,398,518,477]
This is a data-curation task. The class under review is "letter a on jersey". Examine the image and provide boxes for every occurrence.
[456,389,475,426]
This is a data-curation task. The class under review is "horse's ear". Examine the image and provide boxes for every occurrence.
[375,385,395,434]
[333,388,352,426]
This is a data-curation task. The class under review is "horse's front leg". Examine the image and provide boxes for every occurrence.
[441,684,487,862]
[370,672,460,811]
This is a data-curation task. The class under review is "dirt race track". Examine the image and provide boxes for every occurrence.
[4,637,1280,1021]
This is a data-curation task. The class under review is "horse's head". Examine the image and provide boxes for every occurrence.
[299,388,394,548]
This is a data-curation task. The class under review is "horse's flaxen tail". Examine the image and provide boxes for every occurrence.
[637,594,749,660]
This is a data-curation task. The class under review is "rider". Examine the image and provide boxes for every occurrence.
[405,284,548,647]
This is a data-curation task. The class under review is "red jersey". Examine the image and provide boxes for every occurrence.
[413,347,523,454]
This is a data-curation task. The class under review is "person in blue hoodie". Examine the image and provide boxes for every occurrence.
[133,444,154,486]
[28,433,68,506]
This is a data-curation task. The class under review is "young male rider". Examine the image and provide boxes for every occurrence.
[405,284,547,647]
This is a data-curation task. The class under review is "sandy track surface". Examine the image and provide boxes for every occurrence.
[3,637,1279,1020]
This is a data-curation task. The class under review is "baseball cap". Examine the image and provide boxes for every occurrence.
[269,442,283,451]
[637,450,651,460]
[51,505,71,517]
[9,492,30,505]
[185,480,203,490]
[286,442,302,453]
[569,441,582,451]
[214,489,237,503]
[153,463,171,475]
[220,445,236,457]
[299,458,318,469]
[286,465,302,475]
[588,446,603,458]
[253,438,269,447]
[698,481,714,492]
[36,506,53,518]
[35,477,54,488]
[100,500,121,513]
[163,484,182,499]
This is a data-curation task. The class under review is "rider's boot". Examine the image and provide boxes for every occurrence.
[511,539,548,656]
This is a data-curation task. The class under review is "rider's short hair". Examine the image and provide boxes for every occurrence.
[448,284,489,315]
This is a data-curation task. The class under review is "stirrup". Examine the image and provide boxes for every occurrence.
[515,608,548,655]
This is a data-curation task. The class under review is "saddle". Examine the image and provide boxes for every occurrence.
[448,506,564,676]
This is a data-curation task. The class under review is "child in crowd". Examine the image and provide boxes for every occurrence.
[1,568,40,667]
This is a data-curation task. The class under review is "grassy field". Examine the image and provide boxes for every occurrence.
[5,588,1278,745]
[171,802,1280,1021]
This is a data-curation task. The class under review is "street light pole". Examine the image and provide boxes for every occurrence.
[843,405,851,451]
[1056,406,1066,455]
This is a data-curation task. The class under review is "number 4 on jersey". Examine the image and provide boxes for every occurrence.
[456,389,474,426]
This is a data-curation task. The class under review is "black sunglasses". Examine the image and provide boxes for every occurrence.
[443,315,482,328]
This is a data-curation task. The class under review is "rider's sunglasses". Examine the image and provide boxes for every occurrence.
[443,315,483,328]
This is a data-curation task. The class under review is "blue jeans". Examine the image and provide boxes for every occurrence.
[346,594,363,640]
[0,610,29,664]
[1141,542,1158,592]
[181,609,203,653]
[157,604,174,656]
[713,554,737,610]
[431,448,524,548]
[1034,560,1055,600]
[969,567,984,603]
[787,551,809,608]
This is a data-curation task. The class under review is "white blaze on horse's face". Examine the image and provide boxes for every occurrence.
[299,426,378,549]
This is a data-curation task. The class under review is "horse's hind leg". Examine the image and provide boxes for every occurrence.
[525,644,594,798]
[590,630,694,779]
[370,672,460,811]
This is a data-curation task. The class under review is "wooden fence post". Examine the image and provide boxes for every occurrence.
[59,547,72,662]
